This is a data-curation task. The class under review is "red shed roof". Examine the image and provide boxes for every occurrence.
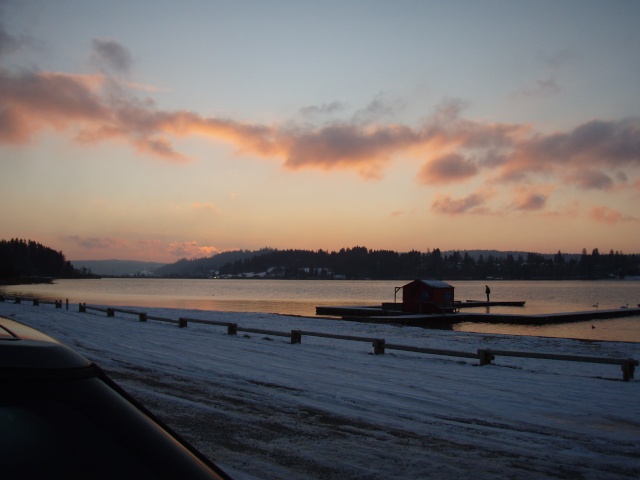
[405,279,453,289]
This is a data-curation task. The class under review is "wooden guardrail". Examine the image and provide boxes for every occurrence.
[79,303,640,381]
[477,349,638,382]
[1,295,66,309]
[1,296,637,381]
[79,303,182,325]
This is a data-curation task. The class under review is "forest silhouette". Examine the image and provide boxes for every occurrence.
[157,246,640,281]
[2,239,639,281]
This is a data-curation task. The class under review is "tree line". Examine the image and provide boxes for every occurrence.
[171,246,640,280]
[3,239,637,281]
[0,238,78,282]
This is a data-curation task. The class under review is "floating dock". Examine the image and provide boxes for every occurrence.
[315,305,640,326]
[463,300,526,307]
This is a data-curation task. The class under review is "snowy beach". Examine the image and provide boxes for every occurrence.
[2,301,639,479]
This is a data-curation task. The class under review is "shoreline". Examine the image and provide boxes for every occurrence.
[2,295,639,345]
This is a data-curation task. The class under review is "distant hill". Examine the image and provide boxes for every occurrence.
[73,247,635,280]
[71,260,166,276]
[159,247,637,280]
[155,249,274,277]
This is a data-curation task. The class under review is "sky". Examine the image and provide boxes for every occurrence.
[1,0,639,262]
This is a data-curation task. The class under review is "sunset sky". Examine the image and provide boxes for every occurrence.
[1,0,639,262]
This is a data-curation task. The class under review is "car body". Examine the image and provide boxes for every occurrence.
[0,315,232,479]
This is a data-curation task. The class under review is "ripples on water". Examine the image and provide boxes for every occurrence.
[2,278,639,342]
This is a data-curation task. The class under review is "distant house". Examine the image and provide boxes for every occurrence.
[401,279,455,314]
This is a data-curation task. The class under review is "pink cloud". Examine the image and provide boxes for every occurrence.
[168,241,219,258]
[61,235,220,261]
[430,192,490,215]
[417,153,478,185]
[564,170,614,190]
[498,119,640,185]
[588,206,637,225]
[509,185,555,211]
[512,193,547,211]
[0,69,109,144]
[64,235,126,251]
[279,123,420,178]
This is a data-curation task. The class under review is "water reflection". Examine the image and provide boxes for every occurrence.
[453,318,640,343]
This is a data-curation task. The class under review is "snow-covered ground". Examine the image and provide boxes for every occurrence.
[2,301,639,479]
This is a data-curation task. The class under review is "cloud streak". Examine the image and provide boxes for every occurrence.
[64,235,127,251]
[63,235,219,261]
[512,76,562,99]
[431,192,491,216]
[588,206,638,225]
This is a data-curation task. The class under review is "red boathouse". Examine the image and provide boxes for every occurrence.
[401,279,455,314]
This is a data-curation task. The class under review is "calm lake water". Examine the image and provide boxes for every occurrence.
[2,278,639,342]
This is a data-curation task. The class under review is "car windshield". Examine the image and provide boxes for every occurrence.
[0,376,224,480]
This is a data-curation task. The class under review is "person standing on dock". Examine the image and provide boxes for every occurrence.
[485,285,491,302]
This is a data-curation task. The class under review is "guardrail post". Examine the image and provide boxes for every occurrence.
[373,338,386,355]
[178,318,188,328]
[228,323,237,335]
[107,308,115,317]
[139,313,147,322]
[622,360,636,382]
[33,298,39,306]
[66,298,69,310]
[79,303,86,313]
[478,349,494,366]
[291,330,302,344]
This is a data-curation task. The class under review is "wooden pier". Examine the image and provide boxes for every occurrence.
[316,305,640,326]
